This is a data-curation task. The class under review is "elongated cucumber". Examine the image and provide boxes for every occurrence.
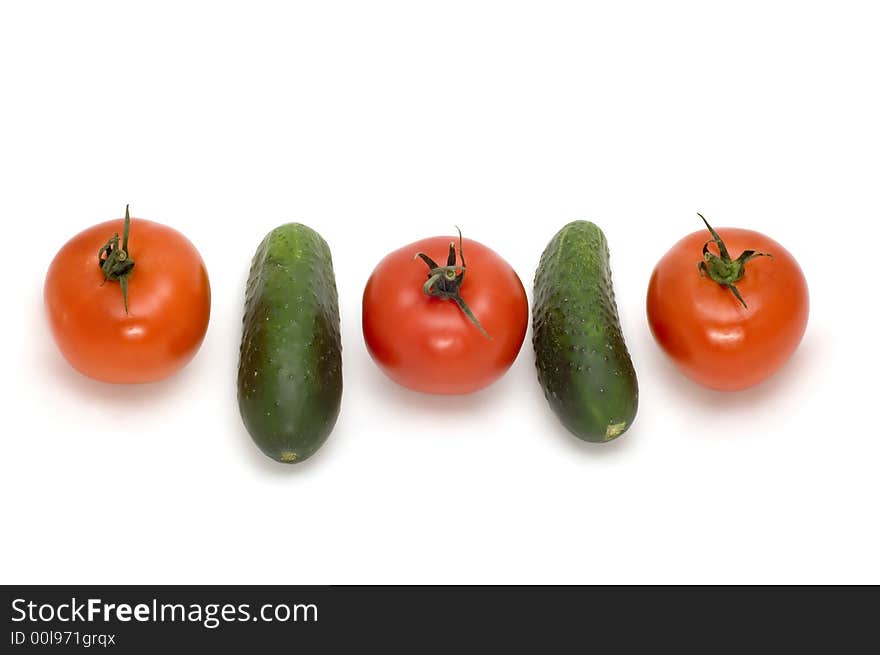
[238,223,342,463]
[533,221,638,442]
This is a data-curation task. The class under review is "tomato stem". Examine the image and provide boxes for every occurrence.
[414,228,492,340]
[98,204,136,313]
[696,213,773,309]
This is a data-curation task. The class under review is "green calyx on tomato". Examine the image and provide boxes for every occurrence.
[697,213,773,308]
[98,204,136,313]
[414,228,492,340]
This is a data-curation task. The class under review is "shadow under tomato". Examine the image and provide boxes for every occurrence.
[42,346,204,407]
[357,341,526,418]
[35,301,205,410]
[637,326,822,415]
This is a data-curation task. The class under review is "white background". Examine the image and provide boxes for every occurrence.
[1,1,878,584]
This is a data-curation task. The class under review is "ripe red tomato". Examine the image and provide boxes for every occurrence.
[362,233,528,394]
[44,207,211,383]
[646,215,808,391]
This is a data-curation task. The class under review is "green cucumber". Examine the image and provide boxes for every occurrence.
[532,221,638,442]
[238,223,342,463]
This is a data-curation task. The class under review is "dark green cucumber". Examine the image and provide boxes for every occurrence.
[238,223,342,463]
[532,221,638,442]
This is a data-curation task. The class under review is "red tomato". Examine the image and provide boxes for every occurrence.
[646,216,808,391]
[44,208,211,383]
[362,234,528,394]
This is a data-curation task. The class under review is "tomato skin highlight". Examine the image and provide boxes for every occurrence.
[362,236,528,394]
[647,227,808,391]
[44,217,211,384]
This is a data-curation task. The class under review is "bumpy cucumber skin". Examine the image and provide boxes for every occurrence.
[238,223,342,463]
[533,221,638,442]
